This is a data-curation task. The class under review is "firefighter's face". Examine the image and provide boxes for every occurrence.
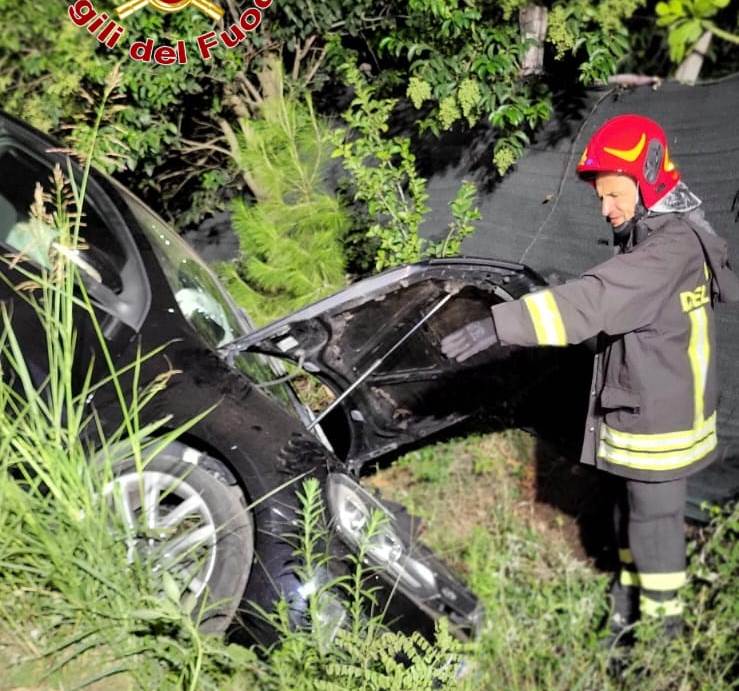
[594,173,638,229]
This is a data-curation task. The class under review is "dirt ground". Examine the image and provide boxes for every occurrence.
[365,430,618,574]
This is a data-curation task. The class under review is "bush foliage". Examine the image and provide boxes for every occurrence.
[5,0,731,231]
[216,78,349,324]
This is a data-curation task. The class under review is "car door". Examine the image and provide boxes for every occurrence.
[223,257,593,471]
[0,115,151,402]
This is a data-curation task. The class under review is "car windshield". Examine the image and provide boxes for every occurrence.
[122,190,296,408]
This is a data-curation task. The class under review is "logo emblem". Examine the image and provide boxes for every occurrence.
[603,133,646,163]
[663,147,676,172]
[117,0,224,20]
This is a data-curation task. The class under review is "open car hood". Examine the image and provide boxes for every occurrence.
[223,258,589,471]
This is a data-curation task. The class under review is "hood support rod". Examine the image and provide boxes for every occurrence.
[307,293,453,432]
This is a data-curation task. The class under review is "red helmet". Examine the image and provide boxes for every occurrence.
[576,114,680,209]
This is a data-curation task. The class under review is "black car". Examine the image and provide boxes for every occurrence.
[6,112,559,645]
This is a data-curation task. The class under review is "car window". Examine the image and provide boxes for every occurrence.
[0,146,124,293]
[122,189,301,410]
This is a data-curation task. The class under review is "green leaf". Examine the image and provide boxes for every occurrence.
[162,572,180,604]
[131,608,165,621]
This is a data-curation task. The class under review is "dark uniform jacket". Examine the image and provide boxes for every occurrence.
[491,210,739,481]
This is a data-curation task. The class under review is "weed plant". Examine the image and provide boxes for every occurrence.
[248,477,467,691]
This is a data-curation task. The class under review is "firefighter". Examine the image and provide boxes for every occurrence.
[441,114,739,645]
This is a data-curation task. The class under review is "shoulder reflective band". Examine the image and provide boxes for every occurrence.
[522,290,567,345]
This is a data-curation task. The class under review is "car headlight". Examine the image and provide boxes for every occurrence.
[326,473,437,597]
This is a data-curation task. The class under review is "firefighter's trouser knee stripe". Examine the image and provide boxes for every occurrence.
[619,570,686,590]
[618,548,633,564]
[619,569,640,587]
[640,594,683,618]
[611,478,687,619]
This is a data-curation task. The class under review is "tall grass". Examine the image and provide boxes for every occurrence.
[369,432,739,690]
[0,84,465,690]
[0,82,256,689]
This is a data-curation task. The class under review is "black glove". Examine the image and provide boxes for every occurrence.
[441,316,498,362]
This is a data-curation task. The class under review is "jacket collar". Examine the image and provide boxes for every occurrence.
[642,213,677,233]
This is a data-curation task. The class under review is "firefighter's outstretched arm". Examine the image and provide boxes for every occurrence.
[442,232,690,361]
[498,235,688,348]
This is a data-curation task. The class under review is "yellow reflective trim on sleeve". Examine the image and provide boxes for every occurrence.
[618,548,633,565]
[687,306,710,428]
[640,595,683,618]
[522,290,567,346]
[639,572,686,591]
[620,569,640,587]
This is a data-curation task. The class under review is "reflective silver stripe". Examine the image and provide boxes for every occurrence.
[522,290,567,346]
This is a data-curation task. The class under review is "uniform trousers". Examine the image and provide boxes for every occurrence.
[608,475,687,623]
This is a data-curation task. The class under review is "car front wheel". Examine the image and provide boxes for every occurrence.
[104,445,253,633]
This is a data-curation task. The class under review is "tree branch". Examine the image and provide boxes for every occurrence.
[703,20,739,45]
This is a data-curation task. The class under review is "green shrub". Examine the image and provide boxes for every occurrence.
[217,82,349,325]
[332,60,482,273]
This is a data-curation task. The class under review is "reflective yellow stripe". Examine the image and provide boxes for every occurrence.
[601,412,716,452]
[687,306,710,428]
[620,570,640,587]
[522,290,567,346]
[618,548,633,565]
[703,262,709,281]
[639,572,686,591]
[604,133,646,162]
[640,595,683,618]
[598,429,716,471]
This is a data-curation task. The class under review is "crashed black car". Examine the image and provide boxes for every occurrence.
[3,112,553,644]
